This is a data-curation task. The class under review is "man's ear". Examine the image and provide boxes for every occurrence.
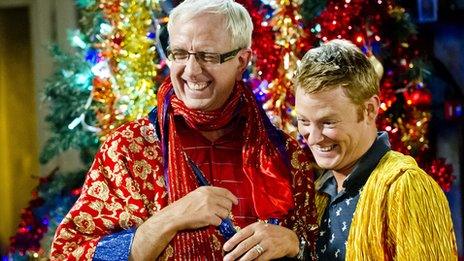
[236,48,252,81]
[365,95,380,122]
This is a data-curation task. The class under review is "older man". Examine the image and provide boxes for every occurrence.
[294,39,457,260]
[51,0,317,260]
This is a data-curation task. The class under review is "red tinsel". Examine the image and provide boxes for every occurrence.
[8,178,48,255]
[238,0,280,82]
[426,159,455,192]
[403,86,433,106]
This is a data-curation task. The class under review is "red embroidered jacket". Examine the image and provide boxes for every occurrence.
[50,117,317,260]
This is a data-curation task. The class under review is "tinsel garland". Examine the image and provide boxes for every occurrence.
[238,0,309,136]
[95,0,161,137]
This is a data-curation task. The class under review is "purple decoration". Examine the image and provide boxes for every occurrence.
[41,218,49,226]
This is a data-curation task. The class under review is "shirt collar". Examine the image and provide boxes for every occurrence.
[316,131,391,193]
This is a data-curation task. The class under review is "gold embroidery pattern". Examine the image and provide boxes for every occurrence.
[73,212,96,234]
[129,141,142,153]
[159,245,174,261]
[107,140,121,163]
[125,177,142,199]
[89,201,104,212]
[87,181,110,201]
[210,234,222,251]
[63,242,78,256]
[133,160,152,179]
[143,146,158,160]
[120,128,134,139]
[140,124,158,143]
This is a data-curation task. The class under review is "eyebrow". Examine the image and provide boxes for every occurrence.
[296,114,339,122]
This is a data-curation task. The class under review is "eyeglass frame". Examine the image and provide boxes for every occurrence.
[166,47,242,64]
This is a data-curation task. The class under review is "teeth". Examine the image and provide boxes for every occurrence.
[315,145,335,152]
[187,82,208,90]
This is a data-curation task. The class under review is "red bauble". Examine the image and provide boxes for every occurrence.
[379,87,397,110]
[426,159,455,192]
[403,87,432,106]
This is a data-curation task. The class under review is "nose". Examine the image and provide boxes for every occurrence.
[183,54,203,77]
[306,125,324,146]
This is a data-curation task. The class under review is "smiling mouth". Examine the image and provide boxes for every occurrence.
[185,81,210,91]
[314,145,337,152]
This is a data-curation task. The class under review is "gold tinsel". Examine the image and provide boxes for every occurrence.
[264,0,306,137]
[95,0,161,137]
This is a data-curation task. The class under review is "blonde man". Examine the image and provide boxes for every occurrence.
[294,39,457,260]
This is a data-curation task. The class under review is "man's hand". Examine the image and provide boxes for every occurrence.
[168,186,238,230]
[130,186,237,260]
[222,222,300,261]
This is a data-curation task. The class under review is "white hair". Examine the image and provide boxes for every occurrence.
[167,0,253,49]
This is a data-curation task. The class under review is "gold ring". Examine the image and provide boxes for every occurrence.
[254,243,264,255]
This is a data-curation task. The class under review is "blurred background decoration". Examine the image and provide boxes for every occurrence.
[0,0,463,259]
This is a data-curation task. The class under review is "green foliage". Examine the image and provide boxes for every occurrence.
[387,7,417,42]
[409,58,432,81]
[77,2,105,40]
[39,45,100,165]
[301,0,327,22]
[75,0,95,9]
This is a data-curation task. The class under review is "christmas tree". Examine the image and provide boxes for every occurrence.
[7,0,454,259]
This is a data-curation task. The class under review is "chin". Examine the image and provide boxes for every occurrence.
[314,161,331,170]
[184,102,207,110]
[314,158,338,170]
[184,100,215,111]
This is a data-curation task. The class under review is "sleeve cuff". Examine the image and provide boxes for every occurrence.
[93,228,136,261]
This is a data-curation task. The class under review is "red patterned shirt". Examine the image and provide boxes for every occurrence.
[177,116,256,228]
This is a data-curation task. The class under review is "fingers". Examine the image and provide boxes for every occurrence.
[223,224,256,252]
[201,187,235,220]
[223,234,261,261]
[209,213,223,226]
[225,241,269,261]
[196,186,237,211]
[213,205,230,220]
[238,243,266,261]
[255,250,273,261]
[172,186,237,230]
[223,223,299,261]
[215,196,234,213]
[208,186,239,205]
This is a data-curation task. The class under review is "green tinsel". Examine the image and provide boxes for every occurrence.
[75,0,96,9]
[39,45,100,165]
